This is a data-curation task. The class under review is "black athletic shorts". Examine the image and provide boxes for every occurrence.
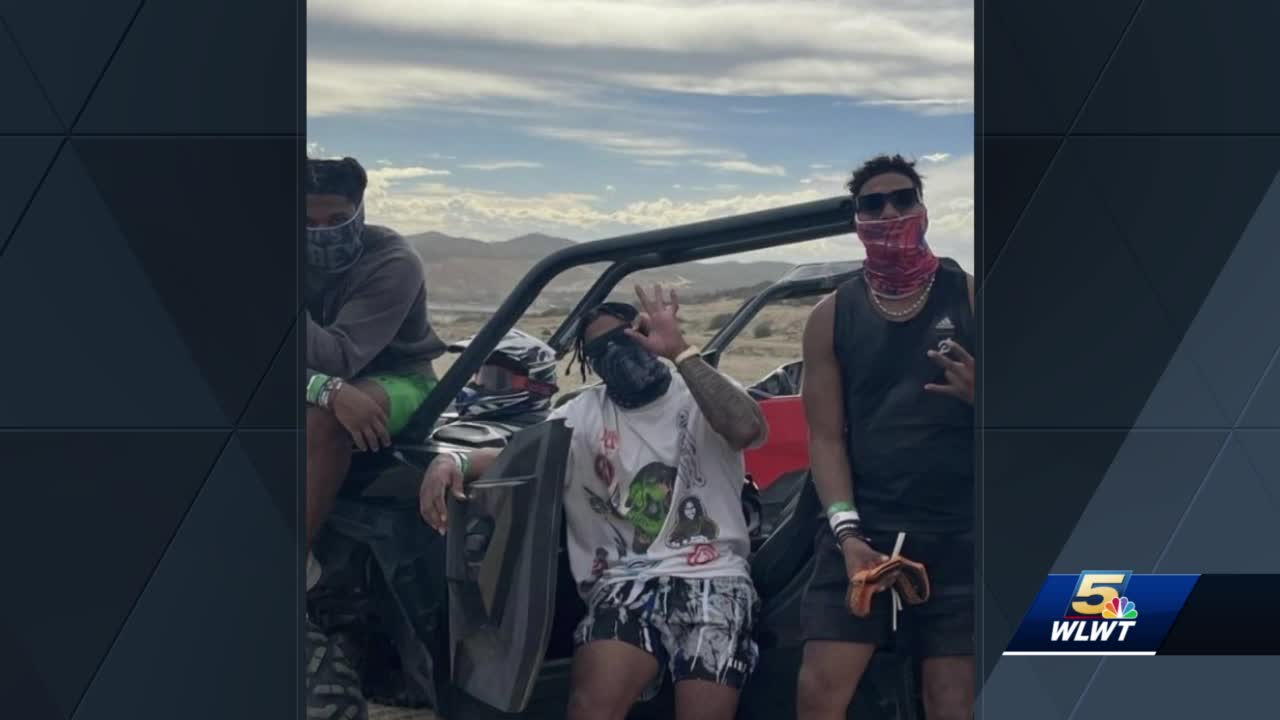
[800,526,973,657]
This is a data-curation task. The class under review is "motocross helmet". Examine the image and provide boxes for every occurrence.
[449,329,560,419]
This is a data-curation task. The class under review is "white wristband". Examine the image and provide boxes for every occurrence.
[674,345,701,366]
[828,510,861,532]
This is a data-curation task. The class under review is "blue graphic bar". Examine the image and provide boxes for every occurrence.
[1004,573,1200,655]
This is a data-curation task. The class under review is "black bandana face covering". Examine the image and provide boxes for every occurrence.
[307,203,366,273]
[585,326,672,409]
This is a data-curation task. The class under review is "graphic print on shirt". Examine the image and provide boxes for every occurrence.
[676,409,707,491]
[579,526,634,594]
[600,427,621,450]
[579,545,609,595]
[610,524,628,558]
[687,543,720,566]
[583,483,625,519]
[666,496,720,549]
[623,462,677,553]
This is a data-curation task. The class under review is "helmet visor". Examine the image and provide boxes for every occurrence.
[475,363,527,392]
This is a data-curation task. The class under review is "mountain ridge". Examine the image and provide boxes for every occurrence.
[406,230,794,308]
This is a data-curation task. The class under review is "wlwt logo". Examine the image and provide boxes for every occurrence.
[1053,571,1139,643]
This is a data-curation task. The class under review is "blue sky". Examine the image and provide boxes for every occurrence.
[308,0,973,267]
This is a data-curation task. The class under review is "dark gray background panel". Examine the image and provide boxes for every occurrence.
[0,1,302,718]
[980,1,1280,717]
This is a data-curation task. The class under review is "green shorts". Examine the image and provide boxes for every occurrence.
[364,372,437,436]
[308,370,437,437]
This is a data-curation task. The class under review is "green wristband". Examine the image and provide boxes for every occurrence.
[306,374,331,405]
[826,500,856,518]
[450,451,471,479]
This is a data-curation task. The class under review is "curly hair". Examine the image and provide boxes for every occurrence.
[846,154,924,199]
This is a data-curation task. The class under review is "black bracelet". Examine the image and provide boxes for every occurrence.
[834,521,868,547]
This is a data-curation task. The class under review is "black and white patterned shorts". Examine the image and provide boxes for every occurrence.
[574,575,760,694]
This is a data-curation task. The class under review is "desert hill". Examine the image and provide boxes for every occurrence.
[405,230,793,310]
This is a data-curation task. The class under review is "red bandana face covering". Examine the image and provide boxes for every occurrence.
[855,209,939,298]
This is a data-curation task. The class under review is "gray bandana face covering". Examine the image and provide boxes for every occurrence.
[306,203,366,273]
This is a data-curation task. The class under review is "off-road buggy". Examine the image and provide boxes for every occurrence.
[306,196,926,720]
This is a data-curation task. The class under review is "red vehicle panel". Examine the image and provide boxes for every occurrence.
[745,395,809,491]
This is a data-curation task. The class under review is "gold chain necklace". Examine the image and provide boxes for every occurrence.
[869,273,935,319]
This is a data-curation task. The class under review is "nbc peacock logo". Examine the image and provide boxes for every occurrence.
[1101,596,1138,620]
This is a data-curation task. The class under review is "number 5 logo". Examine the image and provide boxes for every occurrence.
[1066,571,1132,618]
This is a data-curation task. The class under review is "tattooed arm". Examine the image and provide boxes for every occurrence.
[624,283,769,451]
[676,355,768,451]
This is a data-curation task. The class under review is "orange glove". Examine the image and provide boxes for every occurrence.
[846,555,931,618]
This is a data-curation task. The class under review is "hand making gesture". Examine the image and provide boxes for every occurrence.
[625,283,692,361]
[924,339,975,405]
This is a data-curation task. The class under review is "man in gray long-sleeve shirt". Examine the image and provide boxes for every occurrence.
[305,156,446,550]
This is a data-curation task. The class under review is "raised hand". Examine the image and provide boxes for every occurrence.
[924,339,975,405]
[624,283,691,361]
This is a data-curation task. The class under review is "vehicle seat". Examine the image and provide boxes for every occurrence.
[749,473,822,600]
[747,359,803,400]
[430,421,512,448]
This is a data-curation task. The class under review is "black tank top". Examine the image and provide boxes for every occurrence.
[832,258,974,533]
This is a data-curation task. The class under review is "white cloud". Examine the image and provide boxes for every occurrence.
[921,152,952,163]
[810,163,832,169]
[527,126,787,175]
[307,59,579,117]
[459,161,544,171]
[364,166,453,203]
[610,58,971,111]
[605,185,617,192]
[311,1,970,63]
[307,141,337,158]
[801,172,848,187]
[527,126,727,160]
[703,160,787,177]
[357,152,972,270]
[612,190,826,229]
[309,0,973,116]
[853,98,973,116]
[369,166,451,182]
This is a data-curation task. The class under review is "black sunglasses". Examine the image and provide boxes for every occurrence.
[855,187,920,217]
[578,302,641,356]
[583,325,631,360]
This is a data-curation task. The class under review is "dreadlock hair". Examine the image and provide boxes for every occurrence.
[565,301,639,382]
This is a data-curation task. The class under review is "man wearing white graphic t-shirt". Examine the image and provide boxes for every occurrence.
[419,284,768,720]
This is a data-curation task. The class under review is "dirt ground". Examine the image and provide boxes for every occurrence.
[431,297,814,394]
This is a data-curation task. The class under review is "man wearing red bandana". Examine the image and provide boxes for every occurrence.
[796,155,976,720]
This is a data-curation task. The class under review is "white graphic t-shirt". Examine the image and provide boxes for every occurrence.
[549,373,751,598]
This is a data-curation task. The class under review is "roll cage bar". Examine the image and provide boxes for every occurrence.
[698,259,864,369]
[401,195,856,437]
